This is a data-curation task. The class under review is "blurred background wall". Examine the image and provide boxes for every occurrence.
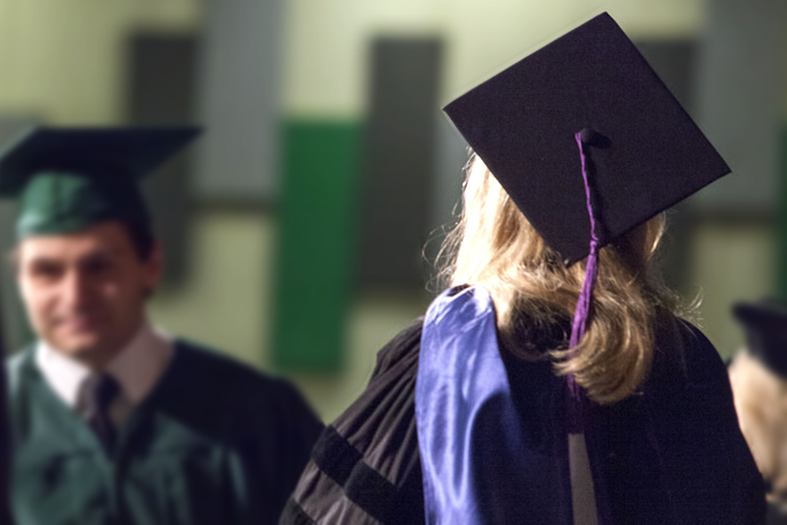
[0,0,783,421]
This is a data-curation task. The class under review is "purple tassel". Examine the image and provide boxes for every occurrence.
[566,131,600,433]
[565,132,607,525]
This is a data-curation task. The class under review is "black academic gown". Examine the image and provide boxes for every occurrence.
[280,308,766,525]
[8,340,323,525]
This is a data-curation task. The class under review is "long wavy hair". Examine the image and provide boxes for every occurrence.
[436,154,678,404]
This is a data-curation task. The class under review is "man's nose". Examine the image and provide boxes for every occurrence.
[60,269,92,308]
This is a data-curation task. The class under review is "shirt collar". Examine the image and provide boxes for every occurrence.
[36,320,175,408]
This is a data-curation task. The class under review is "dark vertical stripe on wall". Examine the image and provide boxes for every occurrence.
[0,118,38,353]
[273,122,361,371]
[357,38,443,290]
[780,127,787,300]
[127,33,198,286]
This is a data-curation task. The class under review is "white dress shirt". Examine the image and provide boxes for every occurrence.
[36,321,175,428]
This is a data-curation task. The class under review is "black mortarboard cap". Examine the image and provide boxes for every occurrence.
[443,12,730,266]
[734,299,787,378]
[0,127,200,238]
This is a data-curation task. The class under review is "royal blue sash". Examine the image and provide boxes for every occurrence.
[415,286,574,525]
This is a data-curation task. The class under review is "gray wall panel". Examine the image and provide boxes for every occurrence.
[693,0,786,213]
[195,0,284,202]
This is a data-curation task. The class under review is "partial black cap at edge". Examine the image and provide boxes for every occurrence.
[734,298,787,378]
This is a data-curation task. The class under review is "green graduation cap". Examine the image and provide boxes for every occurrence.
[0,127,201,239]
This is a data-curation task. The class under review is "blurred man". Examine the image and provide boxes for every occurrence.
[728,298,787,525]
[2,127,322,525]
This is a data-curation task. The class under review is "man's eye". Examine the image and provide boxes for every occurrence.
[83,258,112,275]
[29,262,62,280]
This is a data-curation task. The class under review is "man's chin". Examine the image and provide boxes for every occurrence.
[50,336,108,360]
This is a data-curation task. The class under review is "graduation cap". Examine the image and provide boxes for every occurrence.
[734,299,787,378]
[443,12,730,267]
[0,127,201,239]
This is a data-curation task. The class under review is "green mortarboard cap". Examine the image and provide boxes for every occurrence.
[0,127,201,239]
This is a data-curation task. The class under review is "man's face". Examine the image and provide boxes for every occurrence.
[17,222,161,367]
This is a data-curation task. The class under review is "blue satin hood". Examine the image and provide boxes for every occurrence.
[415,286,576,525]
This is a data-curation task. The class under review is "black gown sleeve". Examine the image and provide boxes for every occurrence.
[279,320,425,525]
[672,319,766,524]
[269,377,326,519]
[602,316,766,524]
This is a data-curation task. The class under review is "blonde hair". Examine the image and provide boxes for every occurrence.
[437,154,674,404]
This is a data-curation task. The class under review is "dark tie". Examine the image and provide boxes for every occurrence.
[79,373,120,454]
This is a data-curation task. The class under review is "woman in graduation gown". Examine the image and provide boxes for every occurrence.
[280,13,765,525]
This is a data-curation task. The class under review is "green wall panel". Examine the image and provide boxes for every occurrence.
[272,121,361,371]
